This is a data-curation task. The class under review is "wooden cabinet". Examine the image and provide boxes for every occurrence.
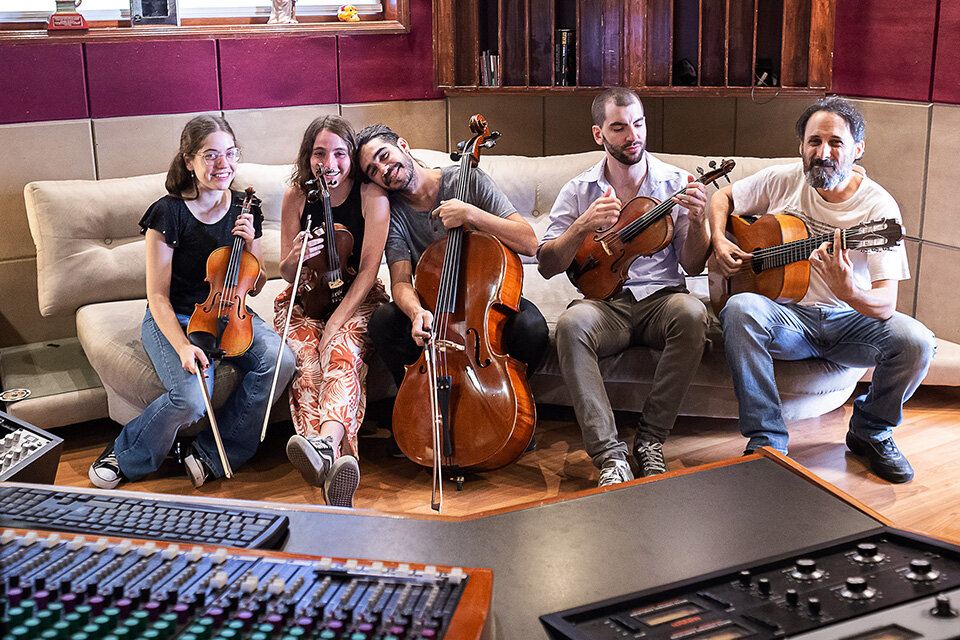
[434,0,835,96]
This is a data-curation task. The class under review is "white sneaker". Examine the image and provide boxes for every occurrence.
[598,459,634,487]
[183,451,209,489]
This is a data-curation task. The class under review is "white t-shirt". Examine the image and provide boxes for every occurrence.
[730,162,909,309]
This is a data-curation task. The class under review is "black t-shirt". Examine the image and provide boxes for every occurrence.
[139,192,264,316]
[299,180,365,273]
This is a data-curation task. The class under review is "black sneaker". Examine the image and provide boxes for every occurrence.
[845,431,914,484]
[88,443,124,489]
[632,439,668,477]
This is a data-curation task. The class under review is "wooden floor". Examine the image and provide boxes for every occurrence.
[51,383,960,543]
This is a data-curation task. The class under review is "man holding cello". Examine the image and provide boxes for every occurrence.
[537,88,710,486]
[358,124,549,394]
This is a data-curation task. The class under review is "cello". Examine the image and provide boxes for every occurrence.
[392,115,535,511]
[566,159,736,299]
[186,186,264,477]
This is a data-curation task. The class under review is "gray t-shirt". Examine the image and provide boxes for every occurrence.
[384,165,516,267]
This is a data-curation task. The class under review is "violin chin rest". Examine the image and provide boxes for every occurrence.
[188,331,220,360]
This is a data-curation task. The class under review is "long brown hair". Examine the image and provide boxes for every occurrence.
[290,115,358,194]
[165,114,237,199]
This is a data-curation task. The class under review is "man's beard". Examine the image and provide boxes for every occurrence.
[383,155,417,193]
[601,134,645,166]
[804,157,851,190]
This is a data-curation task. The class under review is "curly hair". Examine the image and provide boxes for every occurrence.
[290,115,358,194]
[795,95,865,143]
[165,114,237,199]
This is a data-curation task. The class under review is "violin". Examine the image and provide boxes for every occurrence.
[391,115,535,511]
[185,186,263,478]
[187,186,263,358]
[566,159,736,299]
[300,171,356,320]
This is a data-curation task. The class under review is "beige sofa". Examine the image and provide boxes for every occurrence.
[24,149,955,430]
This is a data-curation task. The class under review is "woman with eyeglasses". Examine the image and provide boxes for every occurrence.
[88,114,296,491]
[274,115,390,507]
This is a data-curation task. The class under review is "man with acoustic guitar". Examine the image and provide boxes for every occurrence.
[537,88,711,487]
[709,96,935,483]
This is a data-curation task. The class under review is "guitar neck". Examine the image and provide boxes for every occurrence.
[750,229,844,272]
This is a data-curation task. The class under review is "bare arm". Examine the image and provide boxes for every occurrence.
[388,259,433,346]
[537,186,622,279]
[318,183,391,347]
[278,186,324,284]
[433,200,539,256]
[708,184,753,276]
[810,228,898,319]
[144,229,209,373]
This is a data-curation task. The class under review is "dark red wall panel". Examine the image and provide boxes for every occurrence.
[832,0,938,102]
[219,37,338,109]
[338,0,443,103]
[0,43,87,124]
[932,2,960,104]
[85,40,220,118]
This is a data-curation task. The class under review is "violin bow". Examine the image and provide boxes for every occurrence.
[193,365,233,478]
[259,172,328,442]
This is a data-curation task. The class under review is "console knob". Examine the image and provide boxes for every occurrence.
[785,589,799,607]
[932,594,958,618]
[906,558,940,582]
[757,578,771,596]
[853,542,885,564]
[807,597,821,616]
[840,576,876,600]
[790,559,824,580]
[738,570,751,587]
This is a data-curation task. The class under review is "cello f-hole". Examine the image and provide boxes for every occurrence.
[467,327,491,368]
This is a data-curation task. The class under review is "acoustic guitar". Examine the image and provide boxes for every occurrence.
[707,214,904,315]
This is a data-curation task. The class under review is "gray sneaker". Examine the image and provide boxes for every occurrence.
[598,459,634,487]
[633,440,668,477]
[323,455,360,508]
[286,434,335,487]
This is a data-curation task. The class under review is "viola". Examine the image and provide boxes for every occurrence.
[391,115,535,511]
[300,172,356,320]
[566,159,736,299]
[187,186,263,358]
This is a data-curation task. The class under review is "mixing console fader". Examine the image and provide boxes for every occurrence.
[541,529,960,640]
[0,528,492,640]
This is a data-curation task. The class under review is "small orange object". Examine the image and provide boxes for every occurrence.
[337,4,360,21]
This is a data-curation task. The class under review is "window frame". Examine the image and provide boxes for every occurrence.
[0,0,407,42]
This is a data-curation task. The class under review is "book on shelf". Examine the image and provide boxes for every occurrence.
[480,50,500,87]
[554,29,574,86]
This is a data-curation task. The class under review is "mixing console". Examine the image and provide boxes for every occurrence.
[0,412,62,483]
[541,529,960,640]
[0,529,492,640]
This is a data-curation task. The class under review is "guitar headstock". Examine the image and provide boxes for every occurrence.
[846,218,904,252]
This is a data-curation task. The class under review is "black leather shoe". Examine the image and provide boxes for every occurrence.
[845,431,914,484]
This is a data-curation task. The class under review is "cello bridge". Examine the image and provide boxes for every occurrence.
[435,340,465,353]
[327,278,343,289]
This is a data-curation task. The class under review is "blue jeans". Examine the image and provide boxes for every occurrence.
[719,293,935,454]
[114,308,296,481]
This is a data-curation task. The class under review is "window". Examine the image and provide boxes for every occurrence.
[0,0,382,22]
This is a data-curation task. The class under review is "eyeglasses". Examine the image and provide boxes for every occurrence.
[196,147,241,163]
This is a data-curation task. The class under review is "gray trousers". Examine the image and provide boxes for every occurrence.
[555,285,708,468]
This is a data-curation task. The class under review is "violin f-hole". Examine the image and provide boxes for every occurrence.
[467,327,491,368]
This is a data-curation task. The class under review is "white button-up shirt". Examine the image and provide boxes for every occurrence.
[541,153,693,301]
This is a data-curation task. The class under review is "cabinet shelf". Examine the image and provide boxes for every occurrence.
[433,0,835,97]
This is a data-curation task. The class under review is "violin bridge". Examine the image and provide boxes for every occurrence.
[600,240,613,256]
[435,339,465,353]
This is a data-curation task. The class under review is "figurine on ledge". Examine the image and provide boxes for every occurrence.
[268,0,297,24]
